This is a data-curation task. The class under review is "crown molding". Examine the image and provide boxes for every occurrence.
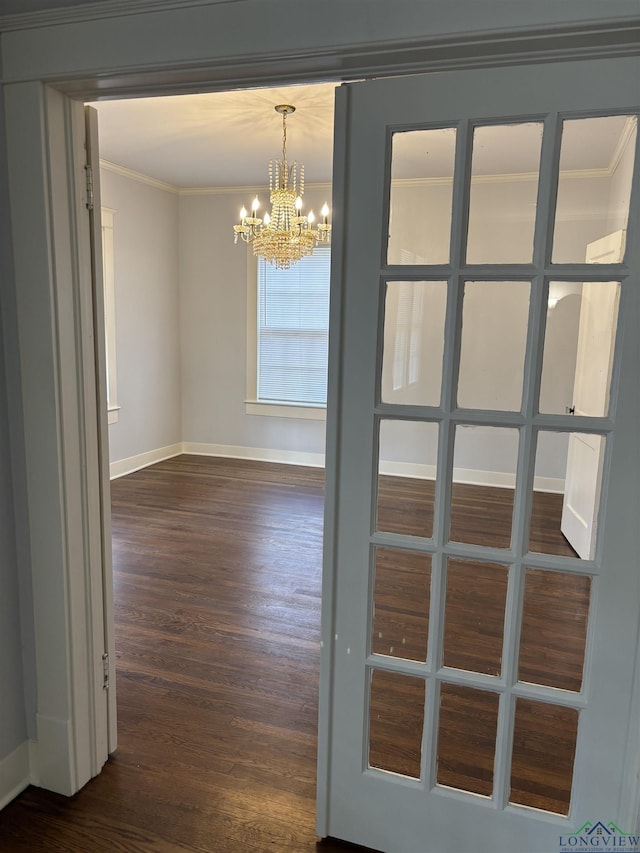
[99,160,333,195]
[99,160,617,196]
[609,116,638,175]
[387,167,611,190]
[178,181,332,196]
[0,0,243,32]
[99,159,179,193]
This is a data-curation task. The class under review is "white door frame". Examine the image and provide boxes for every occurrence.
[3,84,110,794]
[1,0,639,828]
[323,62,640,851]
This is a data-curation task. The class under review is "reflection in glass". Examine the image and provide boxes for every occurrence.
[529,431,606,560]
[519,569,590,692]
[369,669,425,778]
[449,426,519,549]
[467,123,543,264]
[437,684,499,796]
[381,281,447,406]
[372,547,431,662]
[510,698,579,815]
[377,420,438,538]
[388,127,456,265]
[457,281,530,411]
[443,559,508,676]
[539,281,620,417]
[552,116,637,263]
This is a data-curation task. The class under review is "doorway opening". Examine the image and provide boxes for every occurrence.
[86,81,637,846]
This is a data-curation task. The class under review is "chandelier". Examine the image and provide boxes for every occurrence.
[233,104,331,269]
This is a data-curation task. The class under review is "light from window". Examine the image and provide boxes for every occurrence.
[257,247,330,406]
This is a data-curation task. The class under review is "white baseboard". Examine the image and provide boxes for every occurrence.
[448,466,564,494]
[33,713,77,796]
[339,459,564,494]
[0,741,30,810]
[110,441,564,493]
[182,442,325,469]
[110,443,183,479]
[379,460,436,479]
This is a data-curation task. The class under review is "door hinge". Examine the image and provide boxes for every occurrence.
[102,652,109,690]
[85,164,95,211]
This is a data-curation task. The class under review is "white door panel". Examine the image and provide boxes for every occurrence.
[319,57,640,853]
[561,233,624,559]
[85,105,118,753]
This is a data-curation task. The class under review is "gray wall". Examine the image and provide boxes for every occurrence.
[0,82,28,763]
[0,315,26,760]
[100,169,182,464]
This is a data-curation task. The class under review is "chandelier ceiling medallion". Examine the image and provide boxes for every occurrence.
[233,104,331,270]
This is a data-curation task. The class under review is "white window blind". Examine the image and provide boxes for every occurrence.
[257,247,330,405]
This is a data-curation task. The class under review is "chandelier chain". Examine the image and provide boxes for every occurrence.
[282,111,287,170]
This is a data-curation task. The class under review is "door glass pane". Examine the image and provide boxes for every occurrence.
[368,669,425,779]
[450,426,519,549]
[442,559,508,676]
[372,547,431,662]
[388,127,456,264]
[377,420,438,538]
[552,115,637,263]
[518,569,591,692]
[510,699,579,815]
[381,281,447,406]
[467,123,543,264]
[539,281,620,417]
[529,431,606,560]
[436,684,499,796]
[457,281,530,411]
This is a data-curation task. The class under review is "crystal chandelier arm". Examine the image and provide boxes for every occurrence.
[232,103,330,267]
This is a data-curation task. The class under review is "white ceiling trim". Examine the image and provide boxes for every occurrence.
[99,159,333,196]
[610,116,638,175]
[99,160,179,193]
[178,181,333,196]
[368,168,611,190]
[100,156,616,196]
[0,0,242,32]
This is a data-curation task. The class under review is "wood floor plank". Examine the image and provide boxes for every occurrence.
[0,457,366,853]
[0,455,584,850]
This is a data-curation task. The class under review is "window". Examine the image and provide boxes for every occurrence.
[101,208,119,424]
[246,247,330,417]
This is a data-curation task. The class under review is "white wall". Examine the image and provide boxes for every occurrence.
[111,140,631,487]
[380,175,616,484]
[608,119,637,234]
[100,168,182,467]
[179,188,329,460]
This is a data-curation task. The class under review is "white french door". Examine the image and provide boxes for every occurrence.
[319,57,640,853]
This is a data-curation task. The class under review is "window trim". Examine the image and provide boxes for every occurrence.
[245,247,328,420]
[102,207,120,424]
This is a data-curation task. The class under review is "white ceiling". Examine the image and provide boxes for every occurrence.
[91,83,339,188]
[91,83,632,190]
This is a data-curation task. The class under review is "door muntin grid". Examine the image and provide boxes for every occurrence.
[364,110,637,816]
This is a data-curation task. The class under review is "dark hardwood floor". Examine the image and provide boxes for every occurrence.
[0,456,586,849]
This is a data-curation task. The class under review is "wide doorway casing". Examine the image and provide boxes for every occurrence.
[1,9,640,848]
